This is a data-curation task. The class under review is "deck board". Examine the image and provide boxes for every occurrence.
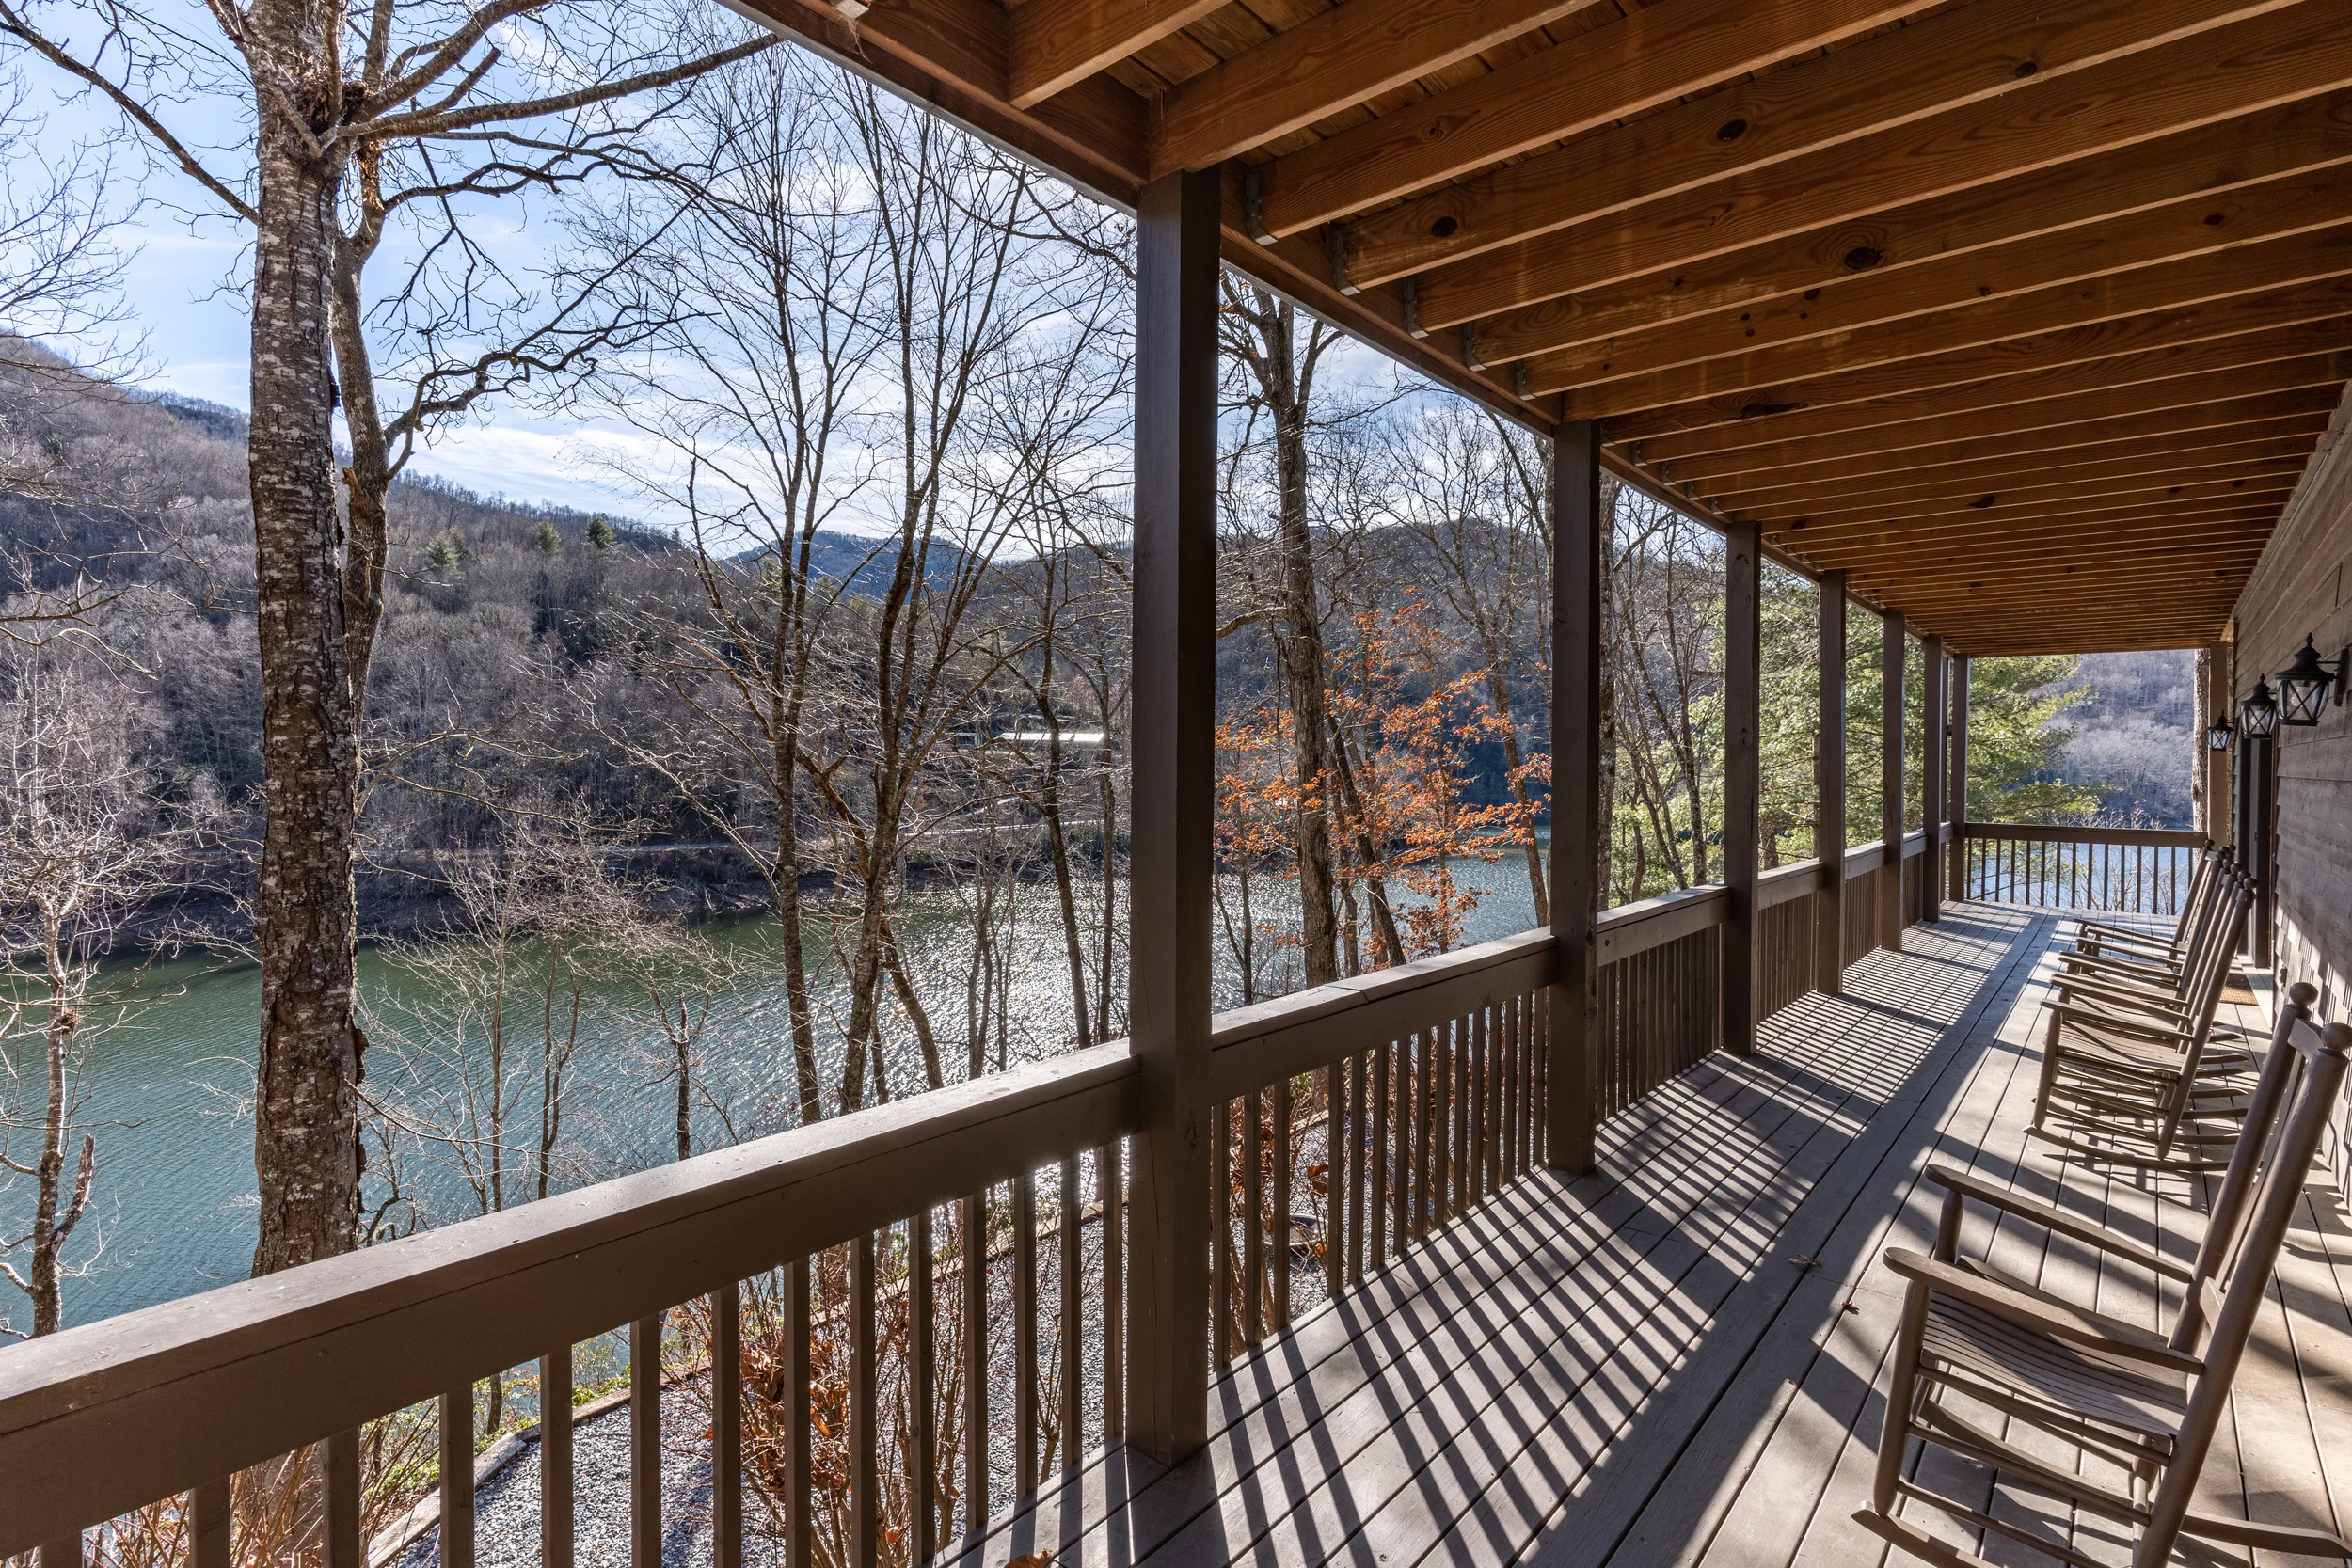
[948,905,2352,1568]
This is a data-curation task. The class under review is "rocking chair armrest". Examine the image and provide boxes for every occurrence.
[2058,951,2184,983]
[1925,1166,2193,1281]
[2051,982,2192,1020]
[2042,1000,2197,1046]
[2073,920,2180,951]
[1882,1247,2202,1373]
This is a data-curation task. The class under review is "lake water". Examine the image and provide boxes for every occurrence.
[10,845,1543,1332]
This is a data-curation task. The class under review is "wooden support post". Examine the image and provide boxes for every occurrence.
[1722,522,1760,1054]
[1920,635,1944,924]
[1125,166,1218,1466]
[1880,610,1905,952]
[2251,732,2275,969]
[1947,656,1969,902]
[1547,418,1603,1173]
[1814,572,1847,994]
[2203,642,2233,850]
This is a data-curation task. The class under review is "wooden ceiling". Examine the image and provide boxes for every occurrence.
[741,0,2352,655]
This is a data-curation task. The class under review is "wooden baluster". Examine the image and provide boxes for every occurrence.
[630,1319,661,1568]
[851,1235,879,1568]
[715,1289,744,1568]
[326,1427,362,1568]
[1271,1078,1293,1329]
[787,1259,812,1568]
[1100,1145,1124,1442]
[1241,1087,1263,1346]
[191,1477,230,1568]
[1373,1040,1393,1269]
[1355,1053,1374,1288]
[541,1347,574,1568]
[1211,1103,1232,1368]
[910,1211,935,1560]
[1412,1029,1434,1243]
[1450,1015,1469,1218]
[1058,1156,1083,1472]
[1429,1025,1449,1227]
[961,1194,988,1536]
[1506,993,1522,1179]
[1014,1172,1040,1491]
[1320,1065,1341,1300]
[443,1383,477,1568]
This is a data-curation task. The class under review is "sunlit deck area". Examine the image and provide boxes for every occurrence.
[956,905,2352,1568]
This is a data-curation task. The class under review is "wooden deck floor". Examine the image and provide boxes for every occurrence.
[949,905,2352,1568]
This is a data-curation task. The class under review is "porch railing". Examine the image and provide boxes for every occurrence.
[1959,823,2207,916]
[0,845,1944,1566]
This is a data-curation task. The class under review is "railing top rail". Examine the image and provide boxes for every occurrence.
[1756,857,1824,910]
[1207,928,1551,1100]
[1959,823,2207,848]
[1597,883,1727,962]
[0,1041,1140,1552]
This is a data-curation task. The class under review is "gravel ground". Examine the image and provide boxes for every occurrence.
[391,1373,772,1568]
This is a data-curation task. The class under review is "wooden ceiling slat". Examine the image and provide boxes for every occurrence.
[1606,281,2352,444]
[1692,386,2341,502]
[1253,0,1922,239]
[1633,315,2352,462]
[1533,170,2352,394]
[1807,513,2280,571]
[1661,355,2350,483]
[1551,227,2352,411]
[1852,553,2268,600]
[1470,96,2352,369]
[1148,0,1607,177]
[1009,0,1229,106]
[1771,476,2302,539]
[1397,0,2340,317]
[1723,425,2326,519]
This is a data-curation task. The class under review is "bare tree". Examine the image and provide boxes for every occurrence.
[0,651,207,1335]
[0,0,778,1275]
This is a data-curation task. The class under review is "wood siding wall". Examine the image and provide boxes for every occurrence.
[2233,379,2352,1203]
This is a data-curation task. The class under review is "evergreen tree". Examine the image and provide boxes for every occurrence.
[534,519,562,555]
[586,515,616,552]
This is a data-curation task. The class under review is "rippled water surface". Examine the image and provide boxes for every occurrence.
[9,846,1544,1329]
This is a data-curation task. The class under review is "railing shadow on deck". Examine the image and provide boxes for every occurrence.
[0,841,1970,1567]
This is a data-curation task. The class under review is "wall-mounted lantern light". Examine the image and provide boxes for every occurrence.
[2240,677,2280,739]
[2275,634,2349,727]
[2205,719,2234,751]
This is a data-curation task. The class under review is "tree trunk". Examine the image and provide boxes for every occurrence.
[248,55,365,1275]
[1265,333,1339,988]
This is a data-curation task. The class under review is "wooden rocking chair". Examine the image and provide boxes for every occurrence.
[1855,1008,2351,1568]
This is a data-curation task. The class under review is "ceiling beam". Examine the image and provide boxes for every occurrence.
[1605,281,2352,444]
[1851,545,2269,594]
[1798,512,2282,571]
[1549,228,2352,412]
[1716,426,2326,519]
[1254,0,1924,239]
[1768,473,2303,537]
[1661,355,2350,483]
[1633,315,2352,462]
[1523,167,2352,390]
[1149,0,1607,179]
[1386,0,2335,310]
[1467,96,2352,370]
[1690,386,2342,500]
[1009,0,1228,108]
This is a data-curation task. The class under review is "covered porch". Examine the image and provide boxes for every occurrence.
[7,1,2352,1565]
[957,907,2352,1568]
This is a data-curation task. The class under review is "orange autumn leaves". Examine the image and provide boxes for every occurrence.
[1216,594,1539,971]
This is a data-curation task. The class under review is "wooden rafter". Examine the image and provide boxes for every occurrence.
[1253,0,1926,240]
[1553,230,2352,412]
[1404,0,2346,321]
[1009,0,1226,108]
[1634,318,2352,461]
[1148,0,1606,179]
[1466,97,2352,369]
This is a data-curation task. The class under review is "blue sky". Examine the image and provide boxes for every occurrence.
[19,42,677,523]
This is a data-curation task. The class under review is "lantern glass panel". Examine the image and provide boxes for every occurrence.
[2205,722,2233,751]
[2241,684,2280,738]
